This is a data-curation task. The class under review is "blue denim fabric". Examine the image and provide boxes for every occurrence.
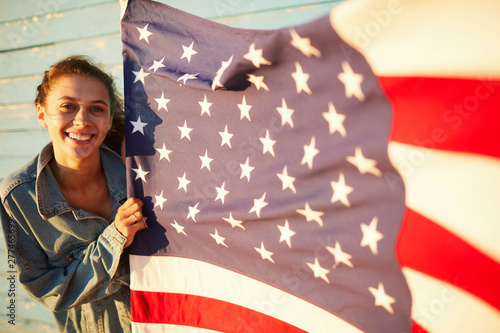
[0,143,131,333]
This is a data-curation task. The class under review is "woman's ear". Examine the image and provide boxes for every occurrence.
[37,104,48,128]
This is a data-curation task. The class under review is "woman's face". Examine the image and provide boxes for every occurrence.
[37,74,112,166]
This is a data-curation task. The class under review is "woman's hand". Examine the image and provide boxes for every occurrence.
[114,197,147,248]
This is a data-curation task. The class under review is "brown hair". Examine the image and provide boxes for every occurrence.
[35,55,125,154]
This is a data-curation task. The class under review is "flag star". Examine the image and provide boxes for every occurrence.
[198,94,213,117]
[307,258,330,283]
[181,41,198,63]
[148,57,166,72]
[361,217,384,255]
[154,191,167,210]
[240,157,255,182]
[338,61,365,101]
[210,229,228,247]
[156,143,172,162]
[219,124,233,148]
[323,102,346,136]
[296,202,324,227]
[215,181,230,204]
[291,62,312,95]
[238,95,252,121]
[171,220,187,236]
[178,120,193,141]
[137,23,153,44]
[301,137,319,170]
[177,73,199,84]
[277,165,296,194]
[199,150,213,171]
[289,28,321,58]
[177,172,191,193]
[276,98,294,128]
[255,242,275,263]
[132,164,150,183]
[212,56,233,91]
[278,220,296,248]
[249,193,268,218]
[330,173,354,207]
[346,147,382,177]
[244,43,271,68]
[187,202,200,222]
[326,241,354,268]
[130,116,148,135]
[132,68,150,84]
[223,213,245,230]
[368,282,396,314]
[260,130,276,157]
[155,91,170,112]
[247,74,269,91]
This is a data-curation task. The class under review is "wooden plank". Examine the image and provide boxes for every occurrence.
[0,104,39,130]
[0,129,49,157]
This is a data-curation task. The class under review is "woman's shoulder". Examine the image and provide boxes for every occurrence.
[0,154,39,202]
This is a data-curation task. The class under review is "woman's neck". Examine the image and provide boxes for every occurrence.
[50,152,104,191]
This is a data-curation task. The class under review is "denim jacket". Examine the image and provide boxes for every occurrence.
[0,143,131,333]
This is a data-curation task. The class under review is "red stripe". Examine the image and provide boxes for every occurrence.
[379,76,500,158]
[396,208,500,311]
[131,290,307,332]
[412,320,429,333]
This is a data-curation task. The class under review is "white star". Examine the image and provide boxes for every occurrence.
[291,62,312,95]
[238,95,252,121]
[301,137,319,170]
[323,102,346,136]
[368,282,396,314]
[296,202,324,227]
[223,213,245,230]
[240,157,255,182]
[290,28,321,58]
[210,228,228,247]
[181,41,198,63]
[361,217,384,255]
[132,164,150,183]
[249,193,268,218]
[219,124,233,148]
[277,220,296,248]
[198,94,212,117]
[338,61,365,101]
[276,98,294,128]
[178,120,193,141]
[277,166,296,194]
[199,150,213,171]
[247,74,269,91]
[132,68,150,84]
[130,116,148,135]
[255,242,275,263]
[260,130,276,157]
[156,143,172,162]
[137,24,153,44]
[171,220,187,236]
[212,56,233,91]
[154,191,167,210]
[346,147,382,177]
[177,172,191,193]
[326,241,353,268]
[330,173,354,207]
[155,91,170,112]
[148,57,165,72]
[215,181,229,204]
[244,43,271,68]
[177,73,199,84]
[307,258,330,283]
[187,202,200,222]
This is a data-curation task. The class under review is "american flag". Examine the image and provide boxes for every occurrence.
[121,0,499,332]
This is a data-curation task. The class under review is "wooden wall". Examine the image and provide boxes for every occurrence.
[0,0,340,331]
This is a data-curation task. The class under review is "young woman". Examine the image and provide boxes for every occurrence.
[0,56,145,332]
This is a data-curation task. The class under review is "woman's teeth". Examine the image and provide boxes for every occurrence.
[68,133,91,141]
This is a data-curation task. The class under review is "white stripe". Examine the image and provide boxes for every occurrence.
[403,267,500,333]
[330,0,500,78]
[132,322,222,333]
[388,142,500,263]
[130,255,363,333]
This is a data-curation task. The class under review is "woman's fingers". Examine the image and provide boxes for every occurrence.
[114,197,146,248]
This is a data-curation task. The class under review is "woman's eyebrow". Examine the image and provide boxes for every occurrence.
[57,96,109,107]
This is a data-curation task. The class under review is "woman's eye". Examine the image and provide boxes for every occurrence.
[61,104,75,110]
[90,106,105,113]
